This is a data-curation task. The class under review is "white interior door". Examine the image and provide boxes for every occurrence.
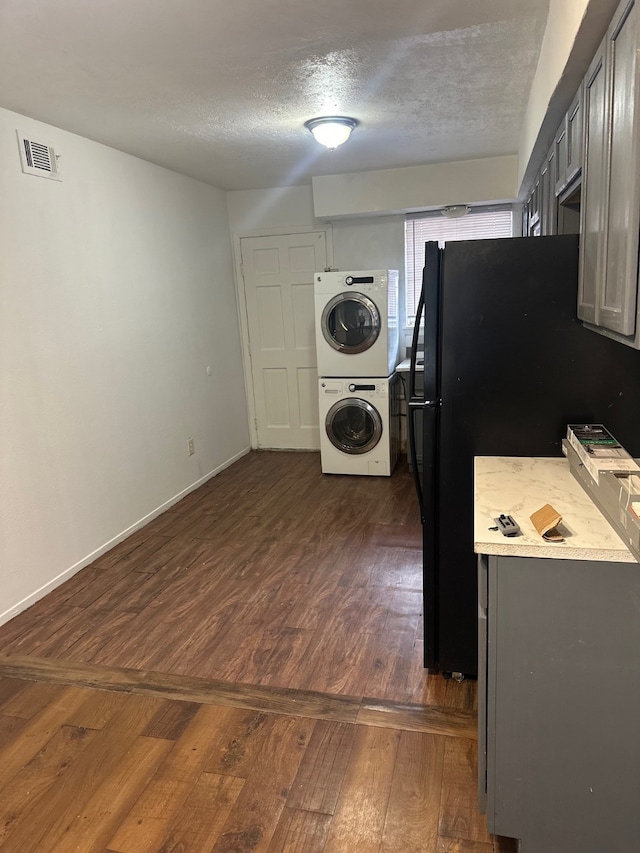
[241,231,327,449]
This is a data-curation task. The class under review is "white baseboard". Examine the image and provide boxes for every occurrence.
[0,446,251,628]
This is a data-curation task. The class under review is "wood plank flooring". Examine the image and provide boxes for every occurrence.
[0,655,478,739]
[0,675,514,852]
[0,450,515,851]
[0,452,473,708]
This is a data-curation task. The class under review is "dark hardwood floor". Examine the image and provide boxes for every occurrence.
[0,451,514,851]
[0,451,471,707]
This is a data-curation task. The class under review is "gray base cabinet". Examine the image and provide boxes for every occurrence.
[478,554,640,853]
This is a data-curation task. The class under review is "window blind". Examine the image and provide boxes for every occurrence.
[404,206,513,320]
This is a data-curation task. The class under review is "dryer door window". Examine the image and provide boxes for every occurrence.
[321,293,380,354]
[326,399,383,454]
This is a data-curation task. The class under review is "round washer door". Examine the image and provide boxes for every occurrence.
[325,398,383,455]
[321,293,380,354]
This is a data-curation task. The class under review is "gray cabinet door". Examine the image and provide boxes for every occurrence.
[565,84,583,187]
[598,0,640,336]
[554,86,582,197]
[553,120,569,197]
[578,38,608,326]
[579,0,640,341]
[477,556,488,813]
[522,201,529,237]
[541,145,557,236]
[528,176,541,234]
[487,555,640,853]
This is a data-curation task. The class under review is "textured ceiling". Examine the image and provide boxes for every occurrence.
[0,0,550,190]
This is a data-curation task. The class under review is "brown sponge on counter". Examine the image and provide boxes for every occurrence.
[530,503,564,541]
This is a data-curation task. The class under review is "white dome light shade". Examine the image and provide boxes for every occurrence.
[304,116,358,149]
[441,205,471,219]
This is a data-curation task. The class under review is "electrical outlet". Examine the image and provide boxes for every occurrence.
[187,438,195,456]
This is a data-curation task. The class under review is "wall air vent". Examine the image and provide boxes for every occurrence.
[16,131,62,181]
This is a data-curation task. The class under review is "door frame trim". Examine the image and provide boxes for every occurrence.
[232,226,333,448]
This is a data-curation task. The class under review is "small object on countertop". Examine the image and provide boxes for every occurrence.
[530,503,564,541]
[494,514,521,536]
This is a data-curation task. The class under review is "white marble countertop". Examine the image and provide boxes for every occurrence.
[474,456,637,563]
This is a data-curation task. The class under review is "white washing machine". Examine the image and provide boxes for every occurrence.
[314,269,400,378]
[318,375,401,476]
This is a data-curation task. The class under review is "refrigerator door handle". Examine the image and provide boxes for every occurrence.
[408,403,424,523]
[408,399,440,409]
[408,269,427,518]
[408,269,426,402]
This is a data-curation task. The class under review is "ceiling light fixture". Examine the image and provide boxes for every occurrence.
[304,116,358,150]
[441,205,471,219]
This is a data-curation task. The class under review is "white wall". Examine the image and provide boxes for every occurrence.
[0,107,249,624]
[226,186,317,233]
[227,186,404,275]
[311,156,519,219]
[330,217,405,274]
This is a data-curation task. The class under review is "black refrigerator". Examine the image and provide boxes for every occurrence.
[407,235,640,679]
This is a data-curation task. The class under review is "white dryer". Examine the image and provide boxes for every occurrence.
[314,269,400,378]
[318,375,401,476]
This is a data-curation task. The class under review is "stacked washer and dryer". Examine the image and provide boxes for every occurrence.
[314,269,402,476]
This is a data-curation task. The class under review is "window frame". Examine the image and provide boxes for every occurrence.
[404,205,513,326]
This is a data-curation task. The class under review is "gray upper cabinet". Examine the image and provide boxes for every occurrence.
[521,199,529,237]
[527,175,541,235]
[526,144,556,237]
[555,85,583,197]
[525,80,581,239]
[565,85,583,187]
[578,0,640,345]
[602,0,639,335]
[541,145,558,234]
[578,38,608,325]
[553,120,569,197]
[542,144,557,235]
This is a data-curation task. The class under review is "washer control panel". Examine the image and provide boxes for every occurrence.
[320,380,387,399]
[314,270,392,293]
